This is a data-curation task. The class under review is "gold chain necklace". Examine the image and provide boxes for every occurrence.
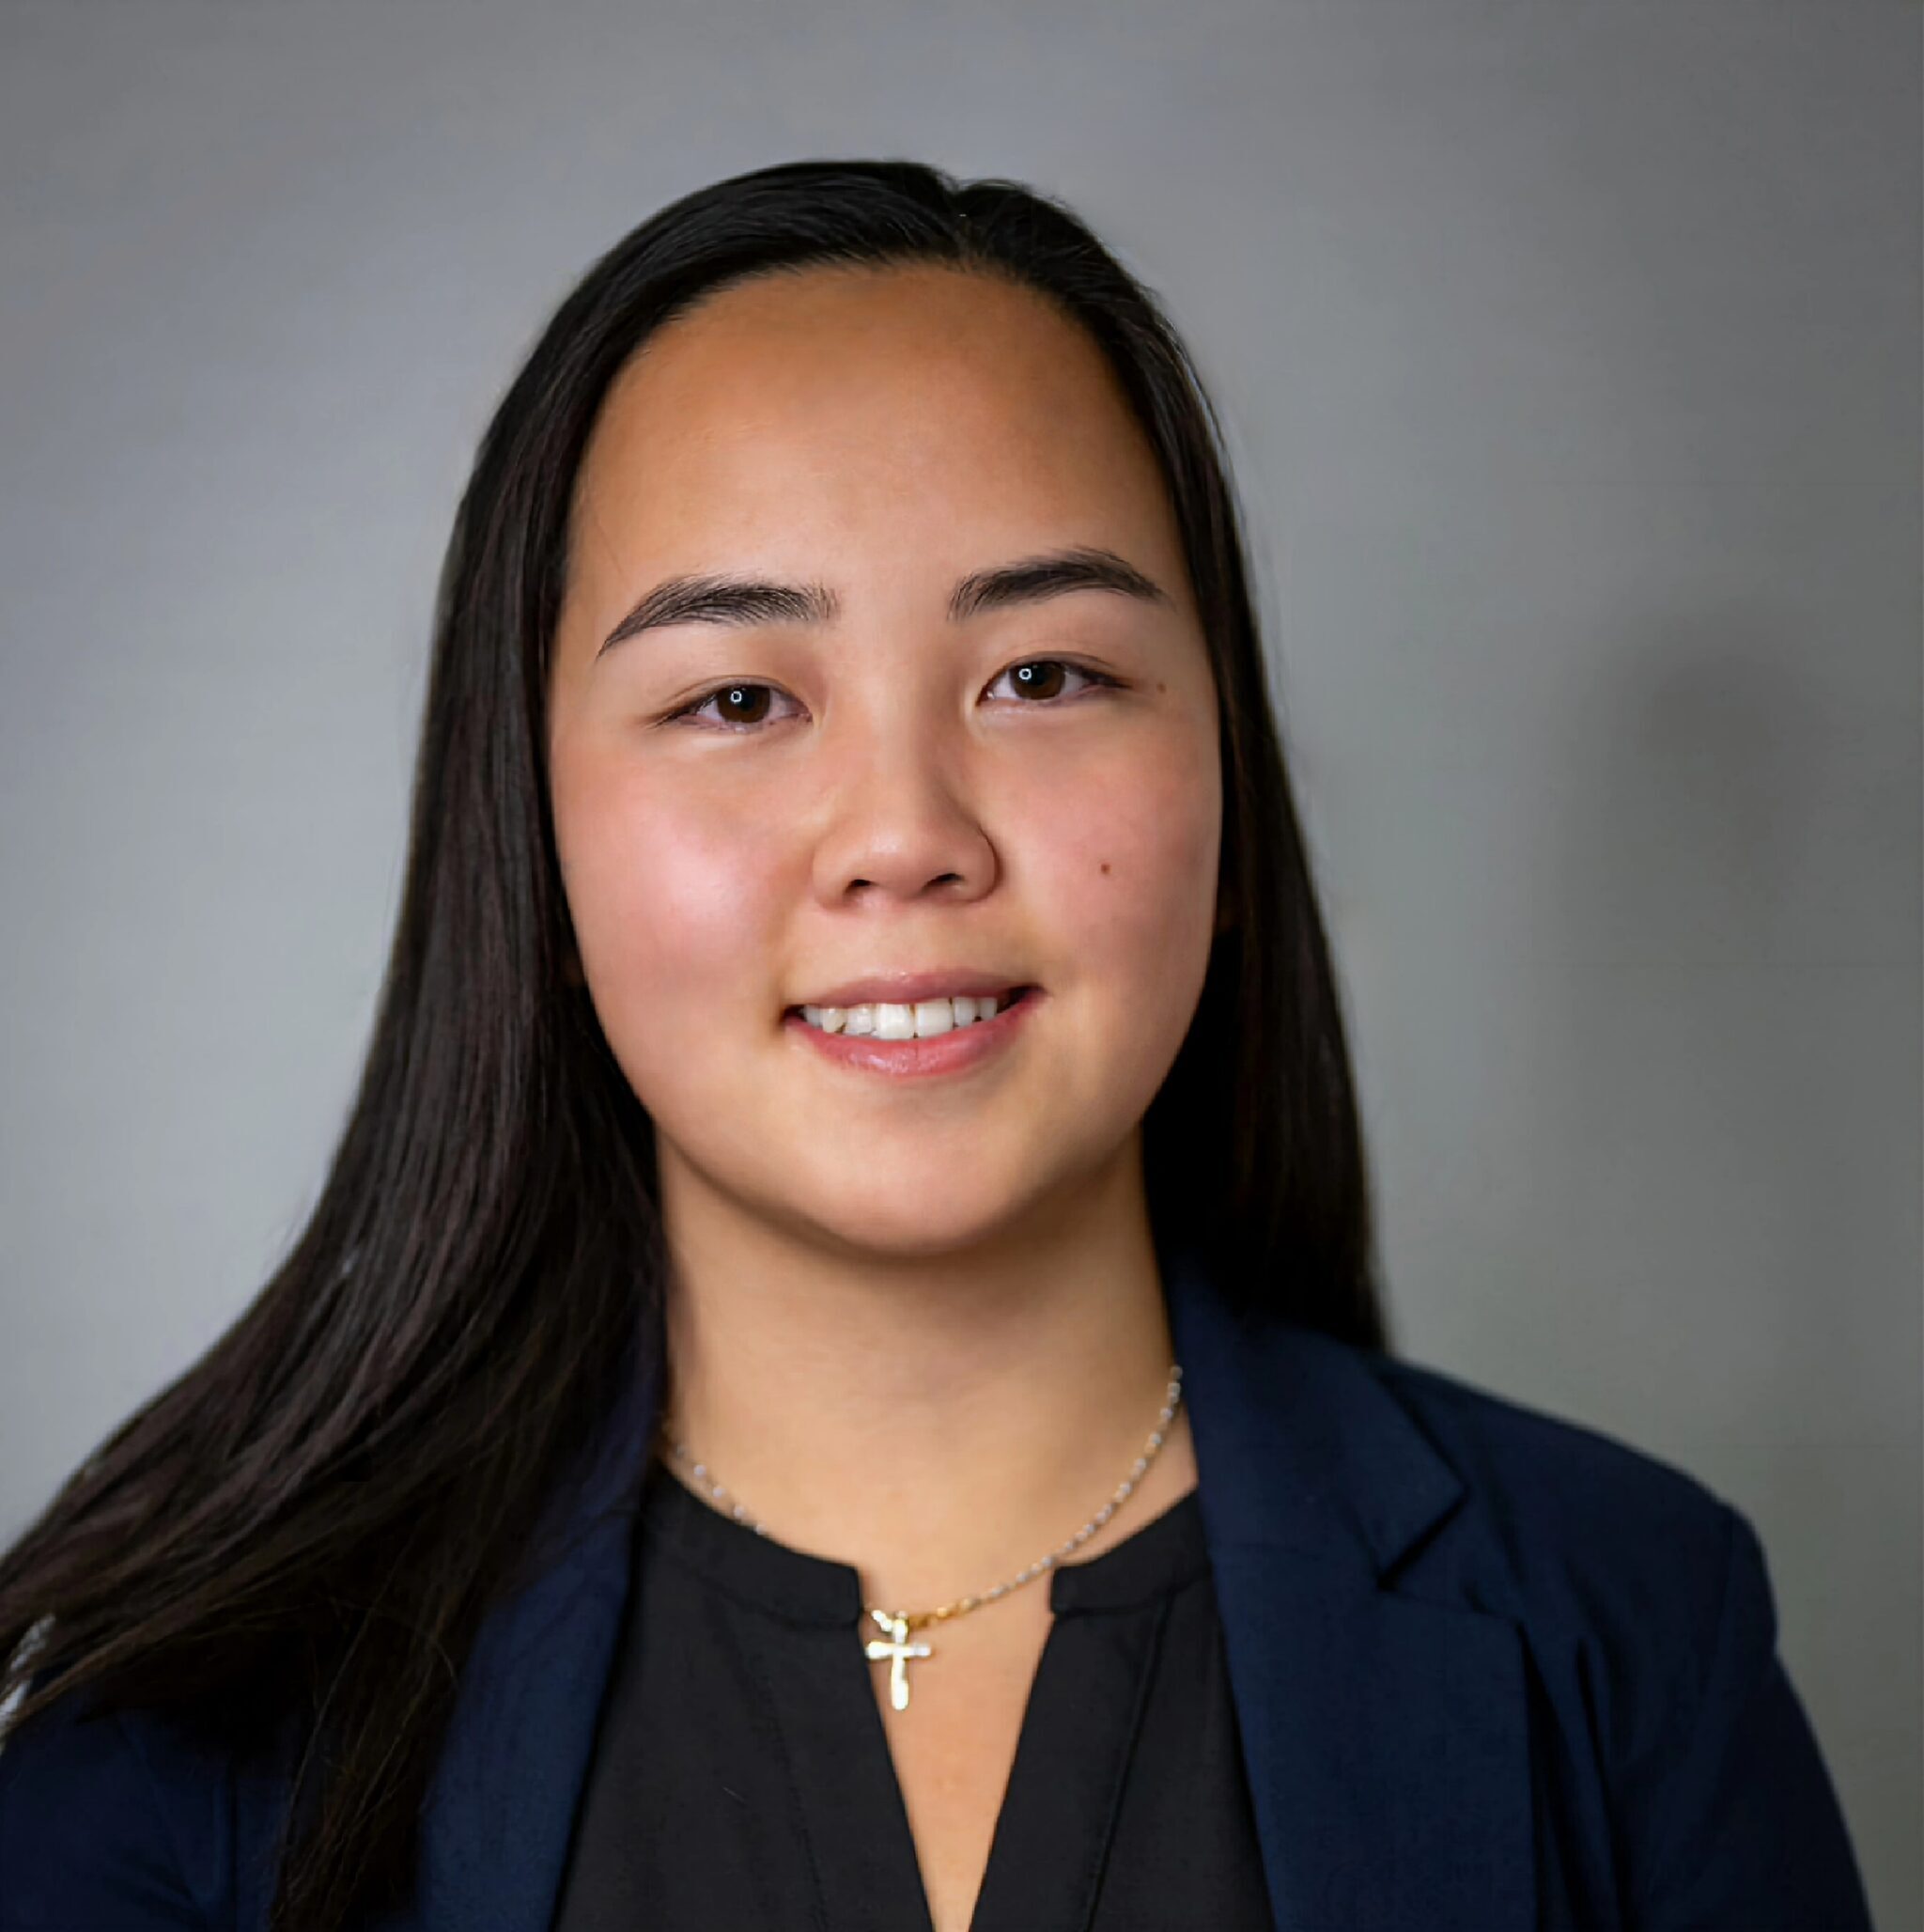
[659,1362,1184,1711]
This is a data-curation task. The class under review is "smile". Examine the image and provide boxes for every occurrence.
[783,988,1041,1077]
[790,989,1025,1036]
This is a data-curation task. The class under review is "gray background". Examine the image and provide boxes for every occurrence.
[1,1,1916,1920]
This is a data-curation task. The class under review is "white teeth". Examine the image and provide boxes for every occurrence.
[798,992,1016,1036]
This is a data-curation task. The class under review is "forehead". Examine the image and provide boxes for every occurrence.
[568,263,1175,558]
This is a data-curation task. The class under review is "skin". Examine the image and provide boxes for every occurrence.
[544,261,1222,1631]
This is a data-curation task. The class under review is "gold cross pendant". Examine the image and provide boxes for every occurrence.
[863,1609,933,1710]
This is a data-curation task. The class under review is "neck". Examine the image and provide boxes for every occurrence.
[652,1156,1192,1618]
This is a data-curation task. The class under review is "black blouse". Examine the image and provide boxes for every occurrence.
[552,1448,1276,1931]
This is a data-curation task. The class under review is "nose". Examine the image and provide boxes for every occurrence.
[808,737,999,912]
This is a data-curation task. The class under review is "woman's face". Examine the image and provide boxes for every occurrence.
[547,262,1223,1260]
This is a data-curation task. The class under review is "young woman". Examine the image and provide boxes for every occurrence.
[0,159,1872,1932]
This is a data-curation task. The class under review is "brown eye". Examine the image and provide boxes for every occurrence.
[992,659,1120,705]
[1011,662,1069,700]
[709,684,772,725]
[670,681,795,731]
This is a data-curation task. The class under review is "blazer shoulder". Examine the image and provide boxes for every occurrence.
[0,1670,235,1927]
[1336,1348,1873,1925]
[1370,1346,1736,1534]
[1353,1344,1744,1647]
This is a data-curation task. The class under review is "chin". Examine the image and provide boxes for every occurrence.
[799,1195,1037,1263]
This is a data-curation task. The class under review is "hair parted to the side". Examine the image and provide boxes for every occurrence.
[0,157,1385,1928]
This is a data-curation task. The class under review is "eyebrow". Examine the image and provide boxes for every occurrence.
[597,544,1171,658]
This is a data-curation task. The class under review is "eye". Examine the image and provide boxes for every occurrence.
[665,681,799,732]
[986,658,1122,706]
[662,659,1122,734]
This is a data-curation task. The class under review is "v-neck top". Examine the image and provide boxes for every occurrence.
[551,1448,1276,1932]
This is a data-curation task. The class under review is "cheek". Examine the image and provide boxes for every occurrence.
[1032,741,1221,978]
[553,758,784,1027]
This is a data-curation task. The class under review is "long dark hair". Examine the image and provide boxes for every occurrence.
[0,158,1385,1928]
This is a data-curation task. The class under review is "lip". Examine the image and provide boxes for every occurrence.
[784,987,1042,1078]
[785,970,1032,1011]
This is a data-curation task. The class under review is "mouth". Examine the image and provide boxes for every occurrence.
[783,986,1035,1034]
[782,986,1043,1077]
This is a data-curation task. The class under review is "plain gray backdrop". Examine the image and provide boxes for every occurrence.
[2,1,1916,1921]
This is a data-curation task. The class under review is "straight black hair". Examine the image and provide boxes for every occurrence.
[0,157,1385,1929]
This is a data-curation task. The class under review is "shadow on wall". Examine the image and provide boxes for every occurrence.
[1530,598,1915,1914]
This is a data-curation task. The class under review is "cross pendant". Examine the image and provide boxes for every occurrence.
[863,1609,933,1710]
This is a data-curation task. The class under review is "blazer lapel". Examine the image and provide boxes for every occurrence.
[398,1328,663,1932]
[1162,1239,1536,1931]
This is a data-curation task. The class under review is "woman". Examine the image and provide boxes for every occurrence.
[0,159,1872,1931]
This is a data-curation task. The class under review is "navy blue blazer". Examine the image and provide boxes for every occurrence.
[1,1240,1874,1929]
